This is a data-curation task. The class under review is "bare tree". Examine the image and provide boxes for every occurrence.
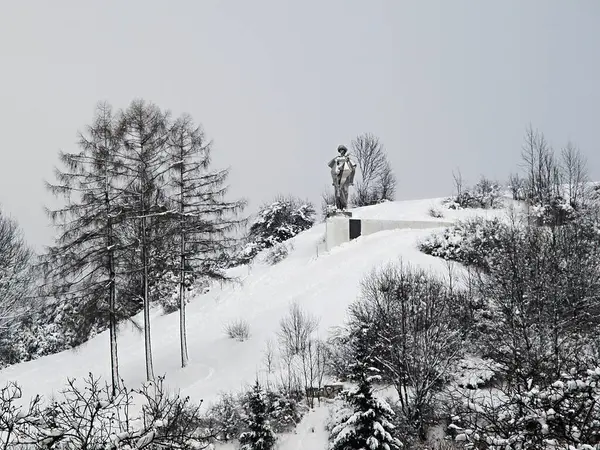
[300,338,328,407]
[561,141,589,209]
[508,172,526,201]
[277,301,319,357]
[520,124,559,206]
[350,133,396,206]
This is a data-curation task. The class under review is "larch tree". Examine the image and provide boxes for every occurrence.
[119,99,172,381]
[43,102,126,397]
[167,113,246,367]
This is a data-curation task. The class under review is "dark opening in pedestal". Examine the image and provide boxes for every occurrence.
[349,219,362,240]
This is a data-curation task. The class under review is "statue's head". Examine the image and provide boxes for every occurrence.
[337,145,348,155]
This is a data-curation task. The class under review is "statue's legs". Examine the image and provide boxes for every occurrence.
[334,184,343,209]
[338,183,349,210]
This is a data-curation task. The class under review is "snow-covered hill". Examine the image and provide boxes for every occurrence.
[0,197,522,445]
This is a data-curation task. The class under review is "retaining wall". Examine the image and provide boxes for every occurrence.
[321,216,453,252]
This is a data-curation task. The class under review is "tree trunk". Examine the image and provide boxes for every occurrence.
[179,147,189,368]
[108,221,119,397]
[142,215,154,381]
[179,232,189,367]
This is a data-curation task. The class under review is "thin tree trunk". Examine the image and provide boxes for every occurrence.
[179,147,189,368]
[142,214,154,381]
[179,225,189,367]
[108,221,119,397]
[105,168,119,397]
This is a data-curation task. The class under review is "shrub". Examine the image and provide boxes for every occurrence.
[0,374,212,449]
[240,196,315,262]
[448,368,600,449]
[205,392,245,442]
[264,243,290,265]
[445,176,503,210]
[205,386,307,445]
[225,319,251,341]
[428,206,445,218]
[418,217,510,272]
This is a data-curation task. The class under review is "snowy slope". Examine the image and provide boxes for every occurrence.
[0,197,521,411]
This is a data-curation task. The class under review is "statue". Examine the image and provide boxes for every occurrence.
[327,144,357,211]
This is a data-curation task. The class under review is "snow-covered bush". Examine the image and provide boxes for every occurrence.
[264,242,290,265]
[240,196,315,262]
[448,368,600,449]
[205,386,306,444]
[418,217,510,272]
[428,206,445,218]
[445,175,504,210]
[225,319,251,341]
[205,392,245,442]
[528,193,576,226]
[263,389,307,434]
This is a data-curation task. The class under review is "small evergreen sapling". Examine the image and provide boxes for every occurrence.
[239,380,277,450]
[330,363,403,450]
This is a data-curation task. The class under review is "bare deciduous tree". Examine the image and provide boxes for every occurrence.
[277,302,319,357]
[520,124,560,206]
[561,141,589,208]
[350,133,396,206]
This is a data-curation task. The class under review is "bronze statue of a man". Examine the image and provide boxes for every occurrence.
[327,145,357,210]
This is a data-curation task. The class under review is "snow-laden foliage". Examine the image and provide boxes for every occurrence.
[418,217,511,272]
[238,380,277,450]
[240,197,315,263]
[205,386,307,444]
[328,370,403,450]
[449,368,600,449]
[445,176,504,210]
[264,242,291,265]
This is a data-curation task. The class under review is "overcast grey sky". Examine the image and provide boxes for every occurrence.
[1,1,599,250]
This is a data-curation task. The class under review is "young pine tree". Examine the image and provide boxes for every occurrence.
[166,114,246,368]
[330,363,403,450]
[43,102,126,397]
[239,380,277,450]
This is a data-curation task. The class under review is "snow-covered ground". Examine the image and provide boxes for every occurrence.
[0,197,523,445]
